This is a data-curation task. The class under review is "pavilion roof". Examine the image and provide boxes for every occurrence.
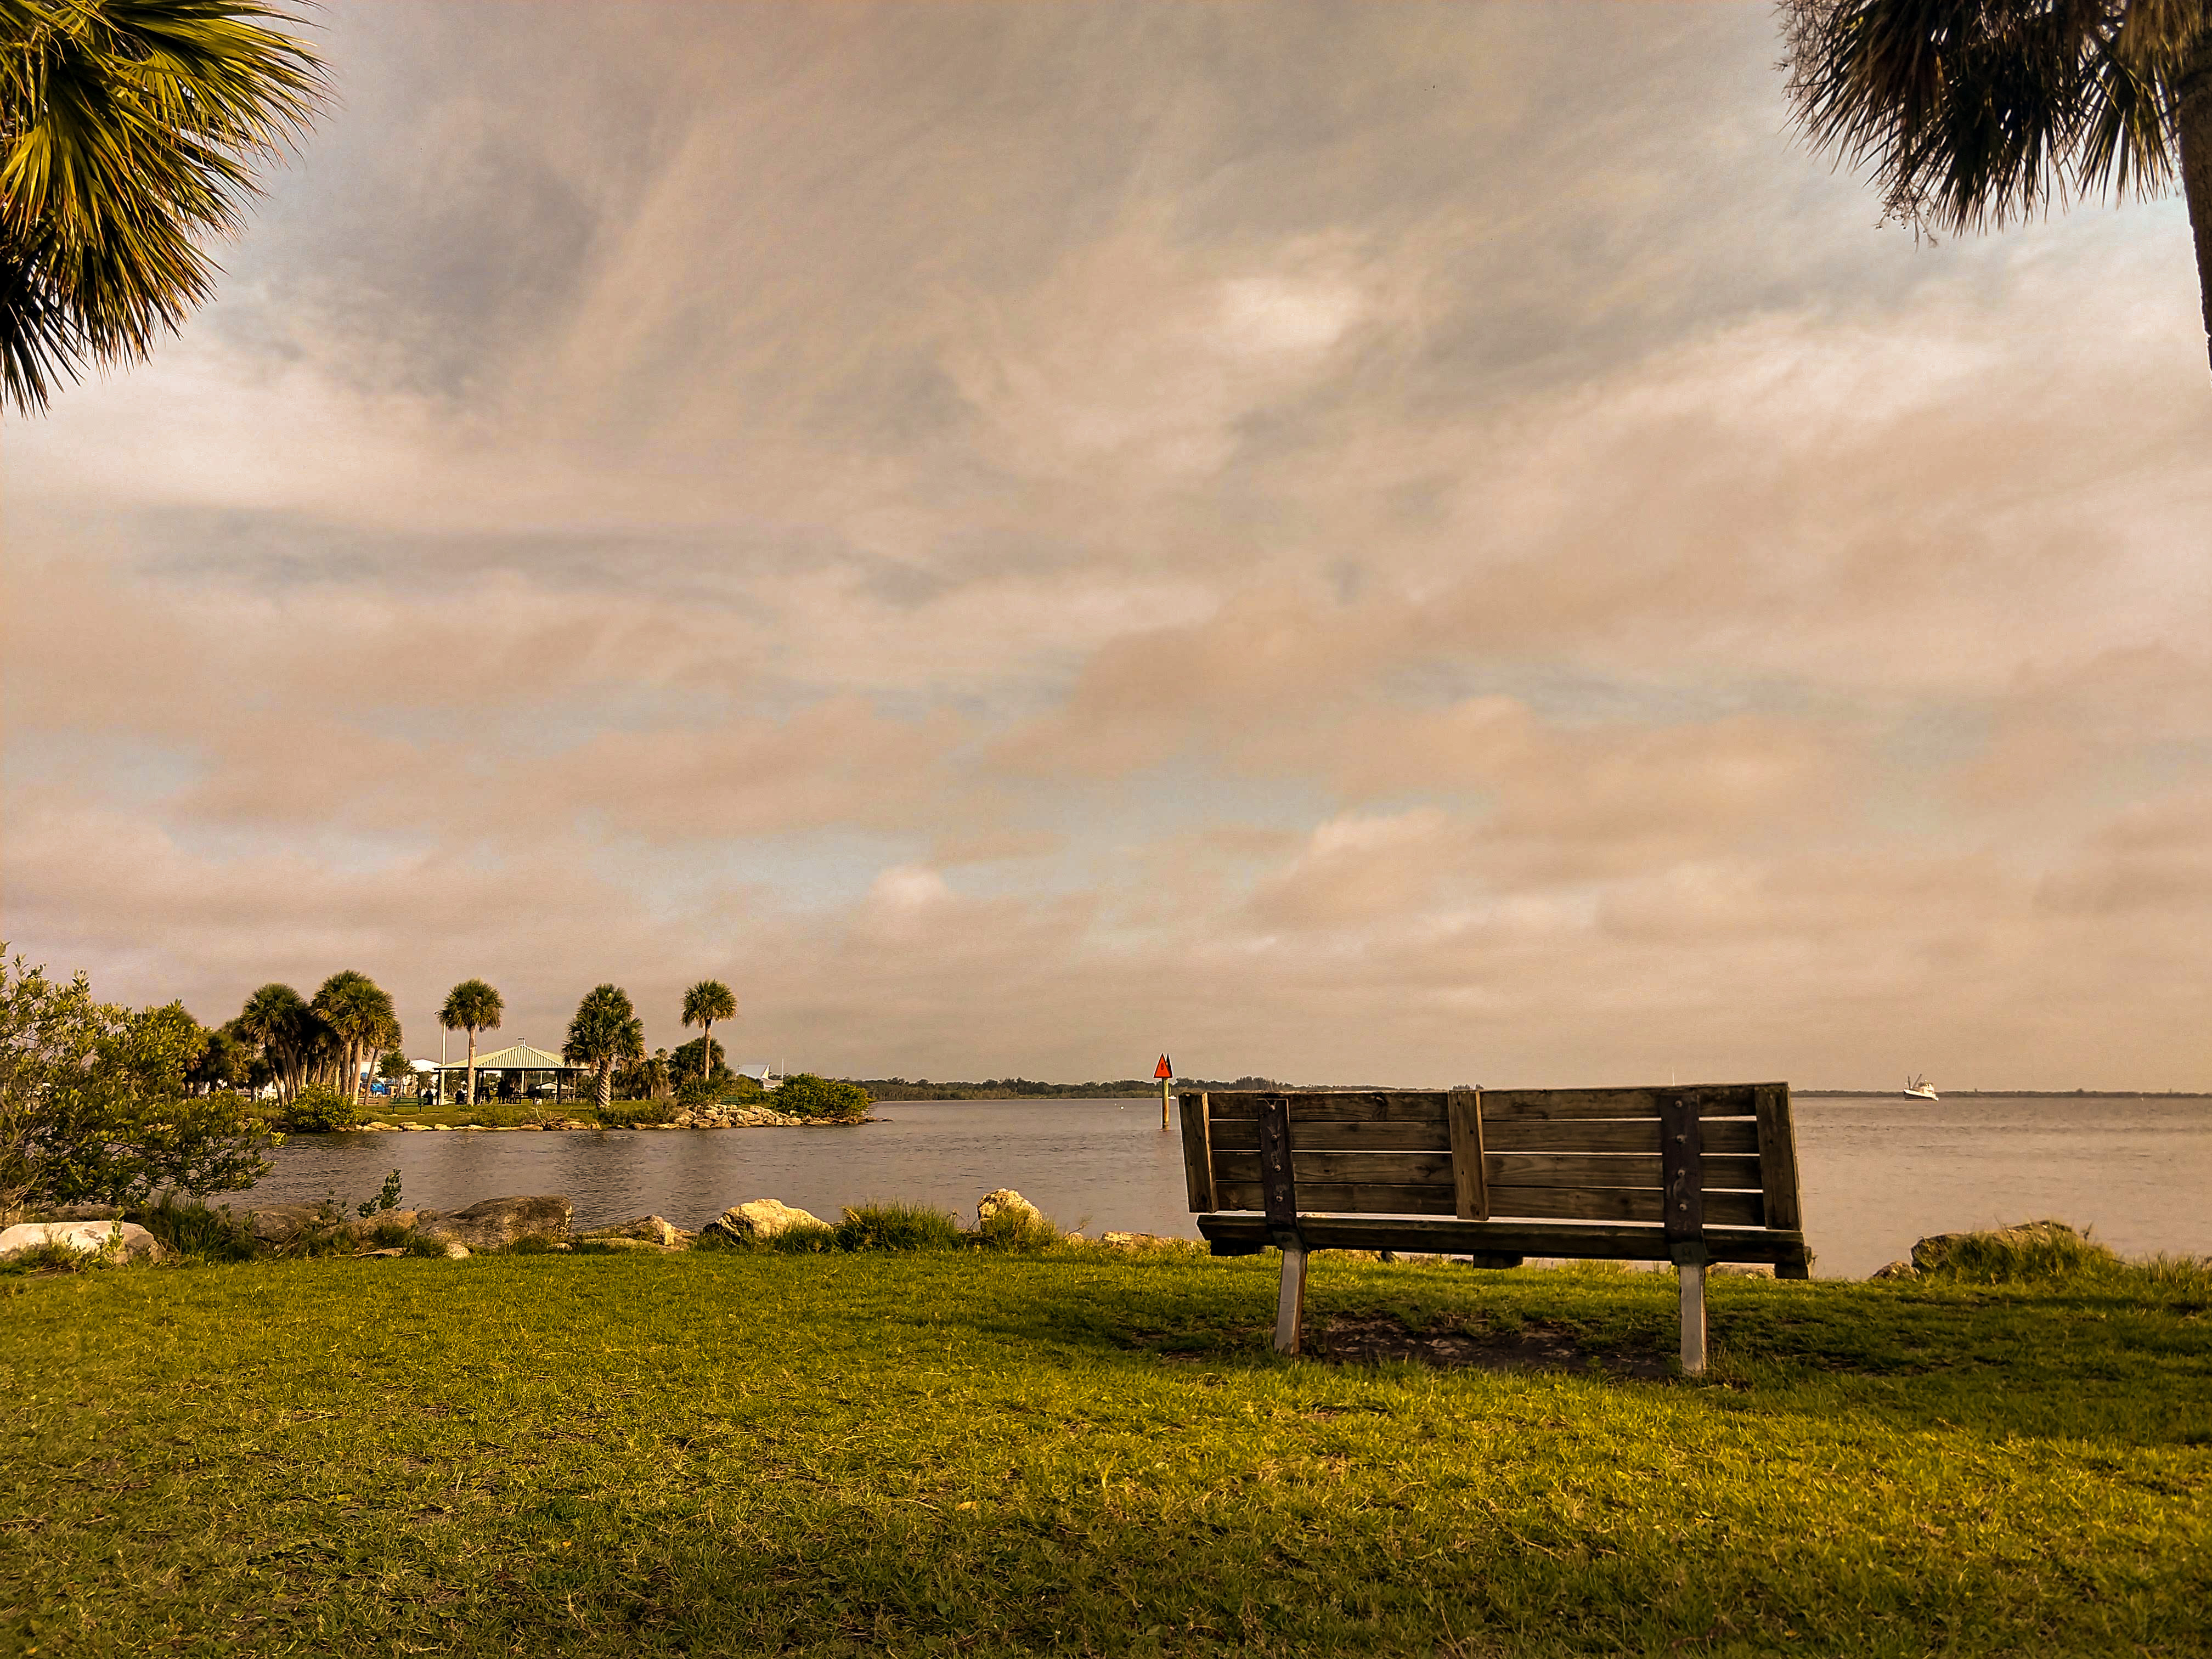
[458,1041,571,1070]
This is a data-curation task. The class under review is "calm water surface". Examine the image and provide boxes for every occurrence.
[240,1094,2212,1278]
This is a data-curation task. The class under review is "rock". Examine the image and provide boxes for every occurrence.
[580,1214,682,1248]
[442,1240,471,1259]
[40,1203,123,1222]
[353,1246,405,1259]
[976,1189,1042,1228]
[0,1220,165,1262]
[704,1199,827,1244]
[585,1237,668,1252]
[247,1202,330,1247]
[1910,1218,2079,1276]
[1870,1259,1918,1281]
[1712,1262,1776,1278]
[415,1195,573,1251]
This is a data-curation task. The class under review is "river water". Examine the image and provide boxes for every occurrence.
[235,1094,2212,1279]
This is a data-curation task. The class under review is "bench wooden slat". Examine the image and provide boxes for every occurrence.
[1478,1085,1767,1121]
[1211,1183,1765,1227]
[1203,1093,1449,1127]
[1214,1180,1459,1216]
[1197,1211,1809,1266]
[1485,1152,1764,1189]
[1205,1118,1449,1153]
[1214,1148,1764,1192]
[1480,1118,1762,1155]
[1201,1084,1776,1124]
[1212,1149,1455,1187]
[1489,1186,1762,1227]
[1206,1117,1765,1156]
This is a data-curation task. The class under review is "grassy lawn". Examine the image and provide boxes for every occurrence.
[3,1249,2208,1656]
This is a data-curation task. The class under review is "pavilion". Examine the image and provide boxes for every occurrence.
[433,1041,584,1105]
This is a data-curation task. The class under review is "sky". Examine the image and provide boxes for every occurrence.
[4,1,2210,1090]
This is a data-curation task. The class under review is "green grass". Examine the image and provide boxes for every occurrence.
[2,1249,2208,1656]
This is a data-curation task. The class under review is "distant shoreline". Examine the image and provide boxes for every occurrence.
[1795,1089,2212,1099]
[856,1081,2212,1102]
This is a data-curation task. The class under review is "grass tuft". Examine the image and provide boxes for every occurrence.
[833,1200,964,1252]
[131,1195,256,1263]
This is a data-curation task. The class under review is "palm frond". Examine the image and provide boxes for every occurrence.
[0,0,327,415]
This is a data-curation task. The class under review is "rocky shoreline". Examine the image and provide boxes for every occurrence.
[346,1105,853,1132]
[0,1187,1204,1266]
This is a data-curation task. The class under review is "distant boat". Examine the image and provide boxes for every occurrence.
[1904,1074,1939,1101]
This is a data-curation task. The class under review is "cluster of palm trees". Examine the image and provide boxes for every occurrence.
[430,976,740,1111]
[225,972,401,1107]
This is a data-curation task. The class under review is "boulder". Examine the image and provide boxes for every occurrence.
[976,1189,1042,1228]
[1870,1260,1918,1281]
[704,1199,827,1244]
[1711,1262,1776,1278]
[580,1214,682,1248]
[442,1239,471,1260]
[416,1195,573,1251]
[0,1220,165,1262]
[247,1203,331,1247]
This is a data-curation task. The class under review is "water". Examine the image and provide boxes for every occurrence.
[236,1094,2212,1278]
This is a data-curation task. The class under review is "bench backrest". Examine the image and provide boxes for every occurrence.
[1178,1084,1801,1235]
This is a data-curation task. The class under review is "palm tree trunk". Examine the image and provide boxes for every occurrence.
[597,1063,613,1110]
[2182,38,2212,377]
[702,1022,713,1083]
[465,1028,477,1107]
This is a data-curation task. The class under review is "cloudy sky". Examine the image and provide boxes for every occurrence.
[5,1,2209,1088]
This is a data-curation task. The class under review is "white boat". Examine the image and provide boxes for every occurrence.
[1903,1074,1938,1101]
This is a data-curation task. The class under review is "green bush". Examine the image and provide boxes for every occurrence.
[673,1075,719,1108]
[276,1085,358,1134]
[133,1196,255,1263]
[772,1074,871,1121]
[833,1201,963,1252]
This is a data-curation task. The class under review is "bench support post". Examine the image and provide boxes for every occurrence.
[1678,1260,1707,1375]
[1274,1244,1308,1355]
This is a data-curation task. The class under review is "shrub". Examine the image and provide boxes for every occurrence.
[674,1075,720,1108]
[599,1099,675,1128]
[133,1195,255,1262]
[1,953,276,1211]
[834,1201,963,1252]
[278,1085,358,1134]
[772,1074,871,1121]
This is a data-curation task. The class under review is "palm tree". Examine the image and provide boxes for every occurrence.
[0,0,328,414]
[680,980,737,1085]
[563,983,644,1111]
[1784,0,2212,373]
[233,982,315,1103]
[311,970,399,1107]
[439,978,503,1108]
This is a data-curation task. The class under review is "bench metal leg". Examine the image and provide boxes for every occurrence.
[1679,1261,1707,1376]
[1274,1245,1308,1355]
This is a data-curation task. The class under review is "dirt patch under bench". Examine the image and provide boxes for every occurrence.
[1316,1314,1671,1379]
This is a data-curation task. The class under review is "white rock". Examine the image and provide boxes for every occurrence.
[0,1220,165,1262]
[706,1198,827,1243]
[977,1189,1043,1228]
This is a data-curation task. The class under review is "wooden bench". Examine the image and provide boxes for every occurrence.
[1177,1082,1809,1373]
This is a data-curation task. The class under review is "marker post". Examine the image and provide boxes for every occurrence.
[1155,1053,1173,1132]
